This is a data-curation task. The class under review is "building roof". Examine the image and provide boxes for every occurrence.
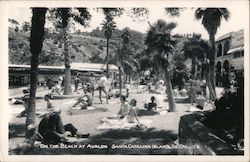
[215,29,244,43]
[216,33,232,42]
[8,64,64,69]
[9,62,119,72]
[70,63,118,71]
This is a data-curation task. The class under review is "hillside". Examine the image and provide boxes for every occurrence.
[9,27,146,66]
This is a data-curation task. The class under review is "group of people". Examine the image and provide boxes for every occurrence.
[100,95,140,125]
[16,89,141,145]
[12,72,210,145]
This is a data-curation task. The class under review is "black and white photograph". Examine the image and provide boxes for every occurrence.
[0,0,249,161]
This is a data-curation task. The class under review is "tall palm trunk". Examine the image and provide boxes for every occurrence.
[163,67,176,112]
[26,8,47,139]
[106,37,109,78]
[62,27,72,95]
[119,66,122,95]
[208,34,216,99]
[120,52,124,91]
[191,57,196,79]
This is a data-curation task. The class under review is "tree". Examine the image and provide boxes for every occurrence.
[182,34,210,79]
[145,19,177,112]
[49,8,91,95]
[111,28,140,86]
[8,18,19,32]
[22,21,31,32]
[8,18,19,25]
[26,7,47,141]
[101,8,119,78]
[172,53,189,89]
[195,8,230,99]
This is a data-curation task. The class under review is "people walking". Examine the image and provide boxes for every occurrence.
[74,75,80,92]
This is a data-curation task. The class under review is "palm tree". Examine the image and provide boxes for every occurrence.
[145,19,177,112]
[50,8,91,95]
[195,8,230,99]
[101,12,116,78]
[182,34,210,79]
[121,28,131,44]
[26,8,47,140]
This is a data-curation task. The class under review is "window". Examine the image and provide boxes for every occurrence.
[223,41,230,55]
[217,44,222,57]
[241,51,244,57]
[233,51,244,58]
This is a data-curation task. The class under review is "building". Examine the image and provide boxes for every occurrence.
[215,29,244,87]
[9,63,119,86]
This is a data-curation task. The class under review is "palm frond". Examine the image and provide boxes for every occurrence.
[165,8,185,17]
[73,8,91,27]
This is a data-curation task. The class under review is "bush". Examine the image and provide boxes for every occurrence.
[202,75,244,149]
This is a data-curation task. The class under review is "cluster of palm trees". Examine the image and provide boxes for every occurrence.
[25,7,230,146]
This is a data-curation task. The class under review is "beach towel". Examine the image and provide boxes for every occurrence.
[97,118,152,130]
[66,106,107,115]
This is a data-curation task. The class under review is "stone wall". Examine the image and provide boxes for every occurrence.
[178,113,237,155]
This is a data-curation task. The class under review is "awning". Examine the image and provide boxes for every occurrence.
[232,65,244,70]
[227,46,244,54]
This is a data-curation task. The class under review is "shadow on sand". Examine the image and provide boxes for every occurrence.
[137,110,159,116]
[25,128,178,155]
[9,123,26,138]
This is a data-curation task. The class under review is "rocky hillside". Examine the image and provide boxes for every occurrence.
[9,27,145,66]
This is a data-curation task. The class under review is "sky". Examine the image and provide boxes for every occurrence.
[8,4,248,40]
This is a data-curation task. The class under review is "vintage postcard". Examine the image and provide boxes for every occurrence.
[0,0,249,162]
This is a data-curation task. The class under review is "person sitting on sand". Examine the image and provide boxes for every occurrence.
[100,95,130,123]
[195,91,206,110]
[99,96,141,127]
[126,99,140,124]
[108,89,113,99]
[117,95,130,118]
[144,96,157,111]
[38,107,89,144]
[180,88,188,97]
[188,91,207,112]
[114,90,120,98]
[44,94,54,109]
[51,81,62,95]
[172,87,179,97]
[37,94,55,118]
[72,92,93,110]
[16,89,30,118]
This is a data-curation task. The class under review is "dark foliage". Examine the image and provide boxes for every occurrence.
[203,75,244,148]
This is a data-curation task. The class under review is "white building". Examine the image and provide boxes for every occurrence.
[215,29,244,87]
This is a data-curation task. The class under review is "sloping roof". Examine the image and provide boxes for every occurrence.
[8,64,64,69]
[216,32,232,42]
[216,29,244,43]
[9,63,119,72]
[70,63,118,71]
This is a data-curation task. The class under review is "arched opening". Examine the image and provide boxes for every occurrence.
[216,61,222,86]
[223,41,230,55]
[222,60,230,88]
[217,44,222,57]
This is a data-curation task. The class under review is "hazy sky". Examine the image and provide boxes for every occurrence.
[9,4,248,40]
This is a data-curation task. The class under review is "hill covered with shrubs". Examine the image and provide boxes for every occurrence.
[9,26,146,66]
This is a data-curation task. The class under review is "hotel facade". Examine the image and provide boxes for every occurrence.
[215,29,244,87]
